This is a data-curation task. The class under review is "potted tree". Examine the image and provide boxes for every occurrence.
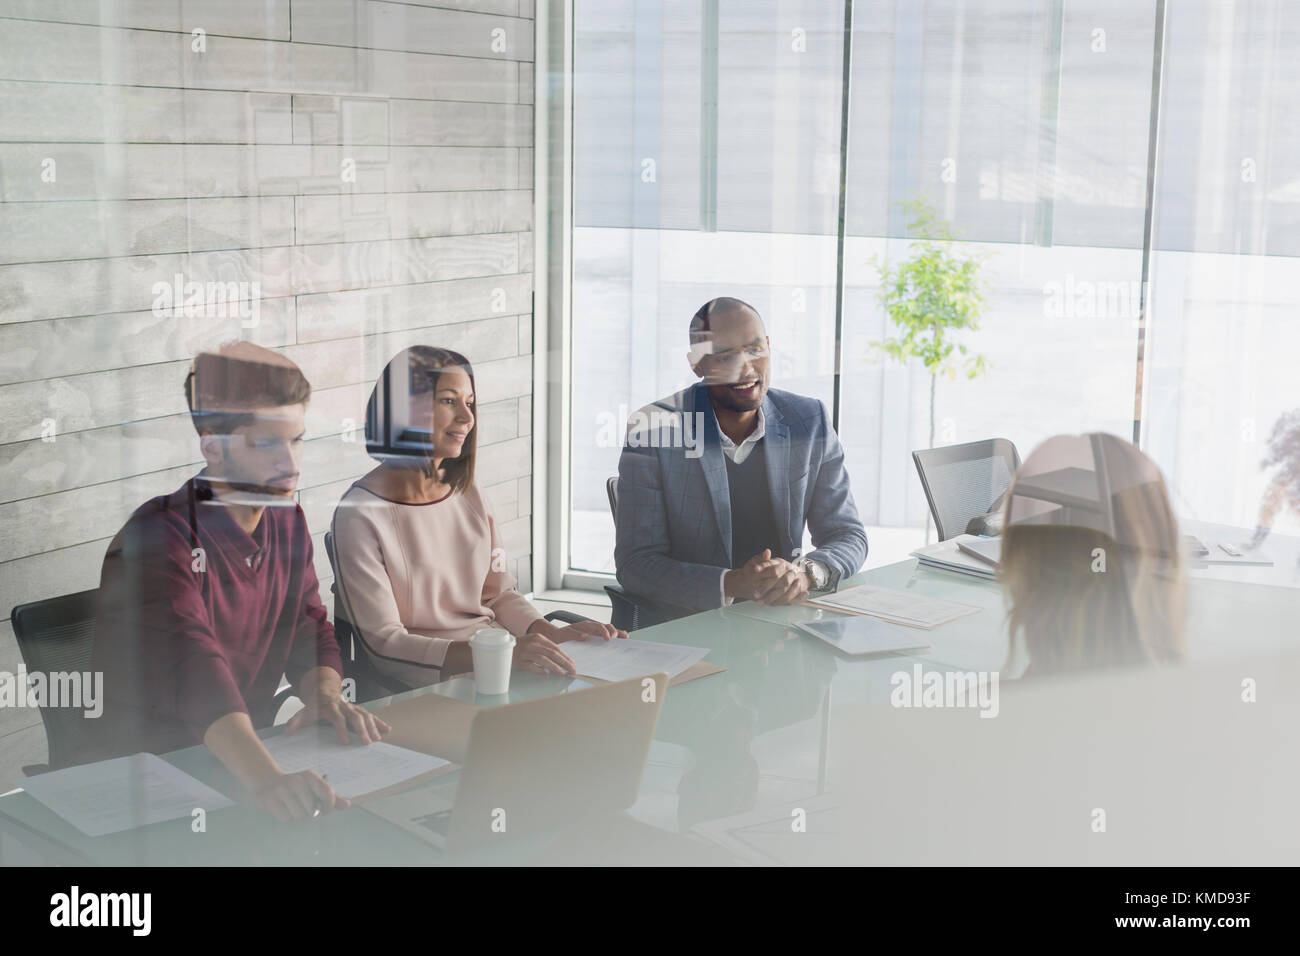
[871,197,992,539]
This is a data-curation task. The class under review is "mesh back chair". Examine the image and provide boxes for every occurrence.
[604,477,639,630]
[912,438,1021,541]
[323,530,413,702]
[606,475,619,519]
[604,476,693,631]
[10,589,98,775]
[11,589,310,766]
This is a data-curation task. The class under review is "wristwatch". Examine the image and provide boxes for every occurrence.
[793,556,830,591]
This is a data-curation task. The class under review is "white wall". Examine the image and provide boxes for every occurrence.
[0,0,536,784]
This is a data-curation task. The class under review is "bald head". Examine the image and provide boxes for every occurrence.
[689,297,762,348]
[687,297,771,412]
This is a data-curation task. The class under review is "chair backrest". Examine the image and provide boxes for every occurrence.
[10,589,98,770]
[606,476,619,522]
[912,438,1021,541]
[322,531,353,661]
[323,529,405,701]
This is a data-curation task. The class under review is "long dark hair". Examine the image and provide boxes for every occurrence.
[364,346,477,493]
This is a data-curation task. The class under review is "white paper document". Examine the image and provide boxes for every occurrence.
[261,727,450,799]
[910,539,998,581]
[805,584,981,629]
[21,752,234,837]
[563,637,709,682]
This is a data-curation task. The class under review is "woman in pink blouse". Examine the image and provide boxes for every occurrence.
[332,346,623,688]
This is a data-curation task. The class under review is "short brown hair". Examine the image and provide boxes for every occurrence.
[184,343,312,436]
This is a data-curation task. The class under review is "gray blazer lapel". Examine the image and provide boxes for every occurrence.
[762,395,793,558]
[691,384,733,566]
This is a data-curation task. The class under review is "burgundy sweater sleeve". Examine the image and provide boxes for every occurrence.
[100,516,249,742]
[283,513,344,689]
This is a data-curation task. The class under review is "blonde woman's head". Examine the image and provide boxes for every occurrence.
[1000,433,1185,677]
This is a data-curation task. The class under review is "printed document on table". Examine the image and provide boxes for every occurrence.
[563,638,710,682]
[21,752,234,837]
[261,727,449,799]
[805,584,981,629]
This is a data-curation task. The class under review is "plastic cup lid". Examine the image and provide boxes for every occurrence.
[470,628,514,646]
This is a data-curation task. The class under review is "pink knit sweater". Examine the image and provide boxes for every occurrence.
[330,482,542,687]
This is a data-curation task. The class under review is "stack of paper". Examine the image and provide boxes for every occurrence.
[911,536,999,581]
[562,637,709,682]
[804,584,981,629]
[261,727,450,799]
[955,535,1001,567]
[21,752,234,837]
[1185,538,1274,567]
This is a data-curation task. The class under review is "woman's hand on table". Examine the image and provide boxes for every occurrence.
[546,619,627,643]
[514,630,578,675]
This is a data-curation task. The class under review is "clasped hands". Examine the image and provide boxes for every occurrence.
[724,548,811,606]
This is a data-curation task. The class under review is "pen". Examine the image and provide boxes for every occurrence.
[312,773,329,818]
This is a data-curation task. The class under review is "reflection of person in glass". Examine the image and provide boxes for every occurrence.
[1247,409,1300,553]
[615,298,868,621]
[90,343,388,821]
[999,433,1186,677]
[331,346,624,689]
[669,626,838,831]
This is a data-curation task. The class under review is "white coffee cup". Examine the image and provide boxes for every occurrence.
[469,627,516,695]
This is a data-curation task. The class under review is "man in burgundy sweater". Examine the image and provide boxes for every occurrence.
[89,343,389,822]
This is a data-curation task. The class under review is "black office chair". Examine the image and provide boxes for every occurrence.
[323,530,421,703]
[11,587,310,767]
[603,476,692,631]
[10,589,98,776]
[912,438,1021,541]
[323,530,598,697]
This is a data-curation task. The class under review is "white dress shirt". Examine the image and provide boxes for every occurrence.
[719,406,766,465]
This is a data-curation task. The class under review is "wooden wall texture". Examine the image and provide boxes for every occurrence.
[0,0,536,785]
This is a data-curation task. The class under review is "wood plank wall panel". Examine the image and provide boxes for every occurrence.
[0,0,536,785]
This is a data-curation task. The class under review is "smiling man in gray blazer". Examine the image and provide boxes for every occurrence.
[614,297,868,618]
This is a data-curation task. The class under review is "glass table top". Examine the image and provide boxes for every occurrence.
[1,555,1294,866]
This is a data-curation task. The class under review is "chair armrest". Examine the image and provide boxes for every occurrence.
[543,609,596,626]
[604,583,691,631]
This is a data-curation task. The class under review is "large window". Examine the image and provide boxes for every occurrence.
[1142,0,1300,533]
[553,0,1299,586]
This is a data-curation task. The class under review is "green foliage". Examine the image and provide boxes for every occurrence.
[870,198,991,382]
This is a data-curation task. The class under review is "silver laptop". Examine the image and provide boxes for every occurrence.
[363,673,667,852]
